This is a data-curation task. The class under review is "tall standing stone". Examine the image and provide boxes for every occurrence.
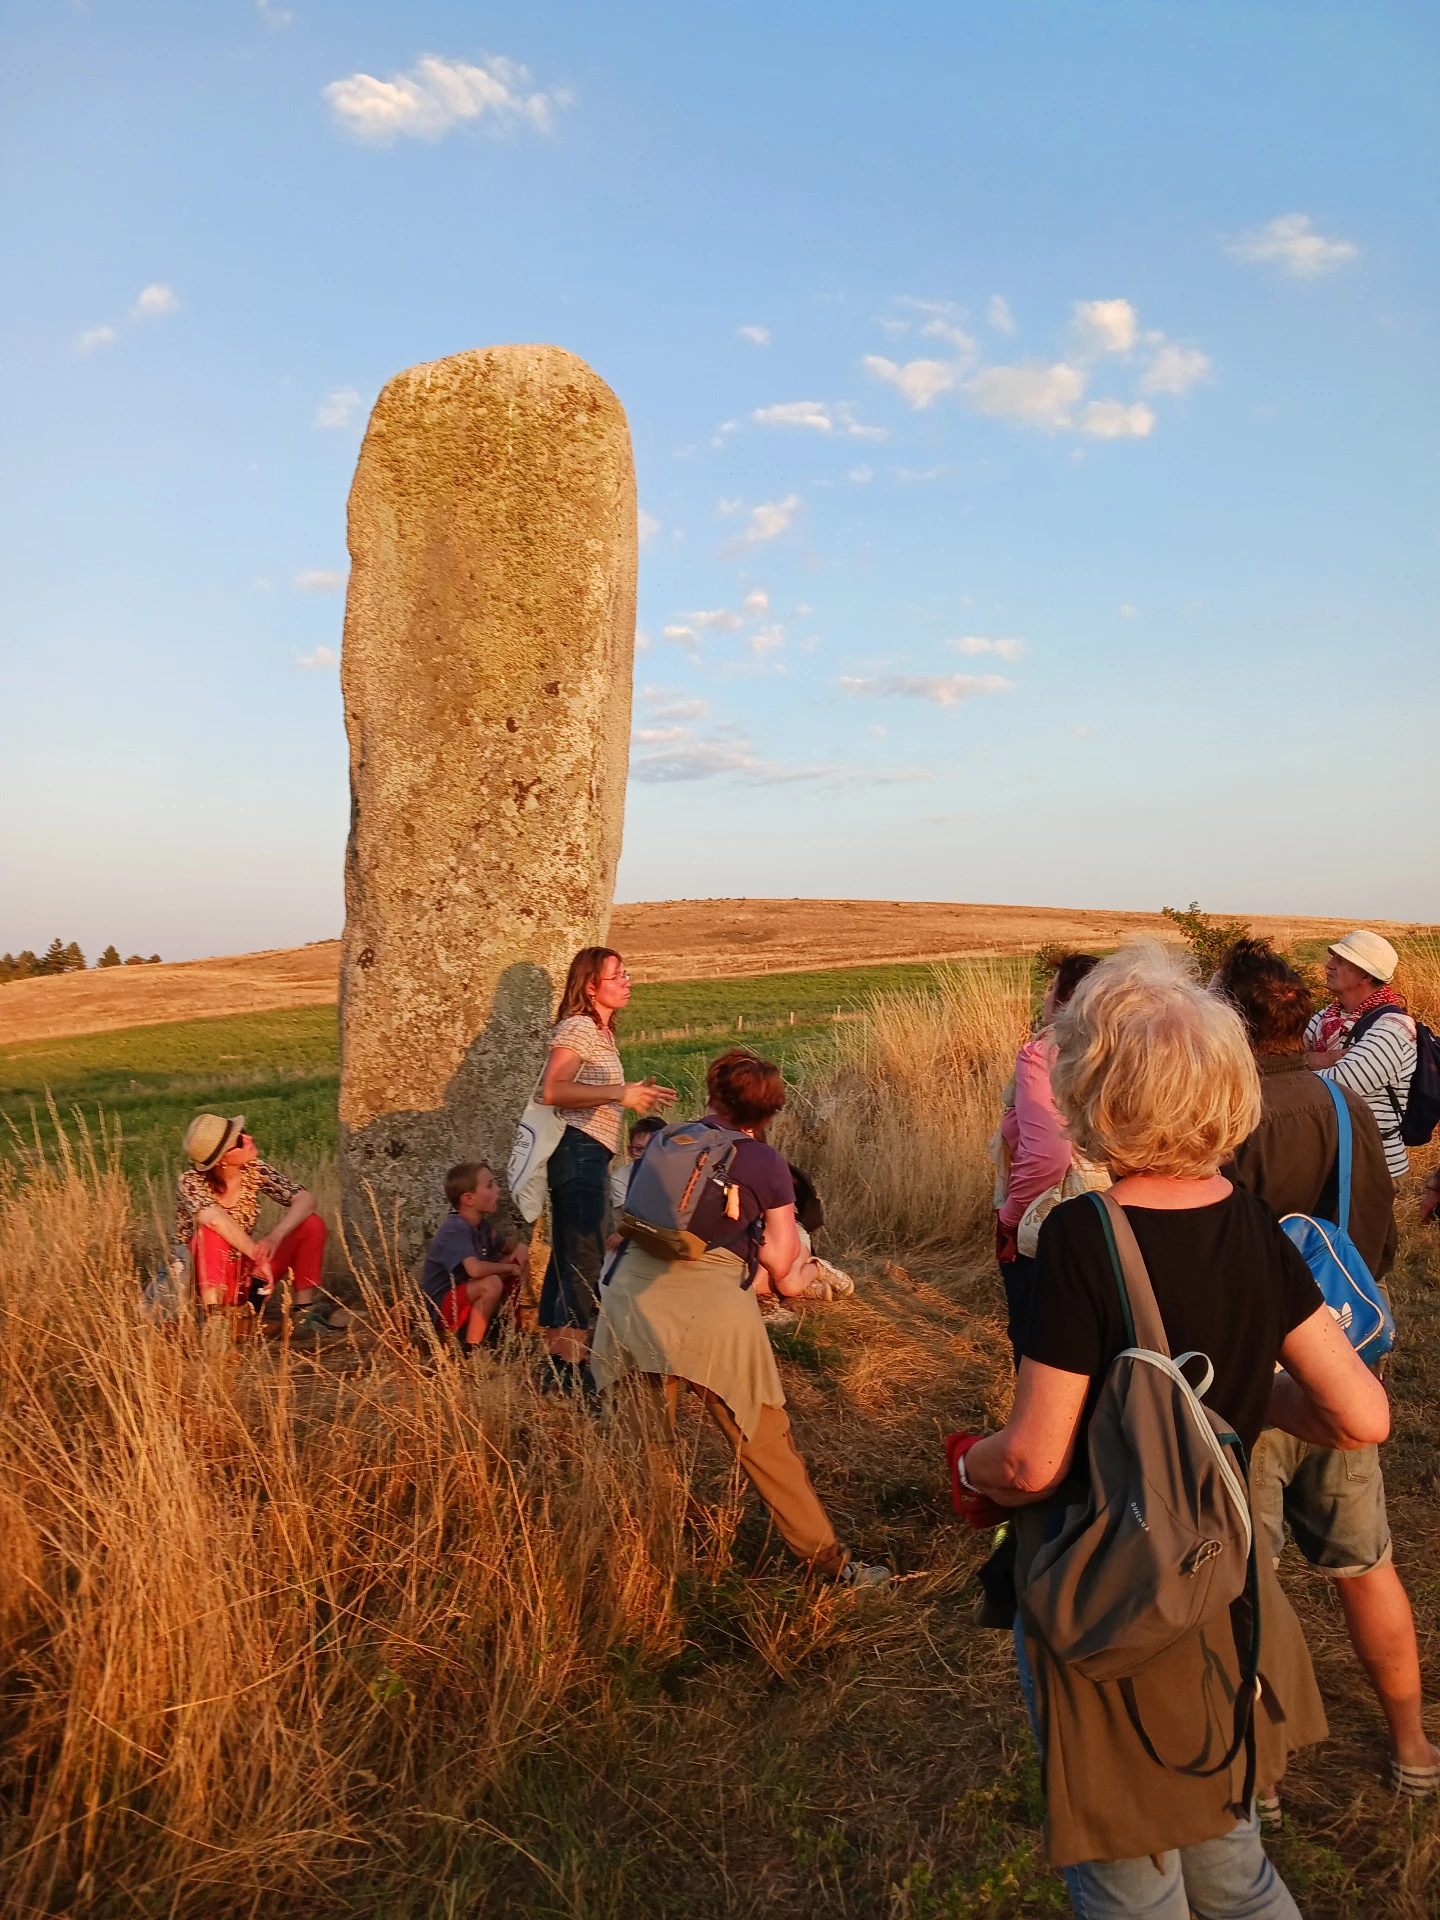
[338,346,636,1262]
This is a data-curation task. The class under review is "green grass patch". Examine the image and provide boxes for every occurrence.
[0,958,1021,1189]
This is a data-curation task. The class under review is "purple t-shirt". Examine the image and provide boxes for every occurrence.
[686,1123,796,1259]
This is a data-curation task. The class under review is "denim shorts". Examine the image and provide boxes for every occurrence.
[1249,1428,1391,1579]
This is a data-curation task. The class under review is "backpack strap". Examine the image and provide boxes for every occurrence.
[1091,1190,1171,1357]
[1319,1076,1353,1237]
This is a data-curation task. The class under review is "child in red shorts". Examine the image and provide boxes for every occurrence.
[420,1162,528,1353]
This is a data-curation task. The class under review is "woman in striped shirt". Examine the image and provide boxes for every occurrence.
[1304,930,1416,1182]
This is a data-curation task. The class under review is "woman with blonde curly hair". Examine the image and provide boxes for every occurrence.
[953,944,1388,1918]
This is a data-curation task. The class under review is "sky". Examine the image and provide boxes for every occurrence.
[2,1,1437,963]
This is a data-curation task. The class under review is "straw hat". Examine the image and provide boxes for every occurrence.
[1328,930,1398,985]
[183,1112,246,1171]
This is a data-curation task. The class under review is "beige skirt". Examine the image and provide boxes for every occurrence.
[590,1244,786,1441]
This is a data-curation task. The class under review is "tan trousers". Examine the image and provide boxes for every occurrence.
[629,1373,848,1580]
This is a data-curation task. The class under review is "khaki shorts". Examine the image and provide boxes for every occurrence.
[1250,1427,1392,1579]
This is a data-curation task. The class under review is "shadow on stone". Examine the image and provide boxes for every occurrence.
[341,959,555,1270]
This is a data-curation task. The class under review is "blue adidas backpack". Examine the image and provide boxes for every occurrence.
[1280,1077,1395,1364]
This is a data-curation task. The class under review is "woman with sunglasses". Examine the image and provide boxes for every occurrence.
[538,947,675,1392]
[176,1113,343,1334]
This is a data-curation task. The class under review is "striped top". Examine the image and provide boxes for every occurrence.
[549,1014,624,1155]
[1306,1006,1416,1180]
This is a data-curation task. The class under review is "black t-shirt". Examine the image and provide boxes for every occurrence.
[1021,1187,1323,1453]
[683,1121,796,1260]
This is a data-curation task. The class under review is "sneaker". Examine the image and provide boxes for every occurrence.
[838,1559,893,1592]
[814,1260,855,1299]
[759,1299,799,1331]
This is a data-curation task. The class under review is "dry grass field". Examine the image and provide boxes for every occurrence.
[1,941,1438,1916]
[6,899,1434,1046]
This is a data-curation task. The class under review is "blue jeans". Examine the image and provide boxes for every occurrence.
[538,1126,612,1331]
[1012,1620,1299,1919]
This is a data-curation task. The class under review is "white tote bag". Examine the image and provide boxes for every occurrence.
[508,1083,566,1224]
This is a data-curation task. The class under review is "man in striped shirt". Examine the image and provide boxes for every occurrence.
[1304,930,1416,1182]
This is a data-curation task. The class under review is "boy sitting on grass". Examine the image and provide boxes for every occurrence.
[420,1162,529,1356]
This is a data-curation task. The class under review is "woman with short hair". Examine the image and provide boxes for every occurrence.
[954,945,1388,1916]
[538,947,675,1391]
[591,1048,889,1588]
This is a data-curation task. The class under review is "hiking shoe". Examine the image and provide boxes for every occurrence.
[759,1299,799,1331]
[838,1560,893,1592]
[1256,1792,1283,1833]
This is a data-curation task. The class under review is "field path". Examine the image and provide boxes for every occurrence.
[3,899,1431,1046]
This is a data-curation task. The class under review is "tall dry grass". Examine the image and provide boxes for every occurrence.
[0,1129,754,1914]
[775,961,1032,1255]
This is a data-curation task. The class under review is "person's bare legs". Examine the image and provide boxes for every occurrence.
[1334,1562,1439,1772]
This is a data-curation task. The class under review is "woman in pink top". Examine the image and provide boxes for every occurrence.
[995,952,1099,1360]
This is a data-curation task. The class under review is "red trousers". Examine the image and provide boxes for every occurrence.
[192,1214,326,1308]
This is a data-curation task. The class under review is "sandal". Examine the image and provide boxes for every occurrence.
[1389,1755,1440,1797]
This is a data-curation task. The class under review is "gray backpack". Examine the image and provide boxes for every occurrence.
[618,1118,754,1267]
[1023,1192,1256,1685]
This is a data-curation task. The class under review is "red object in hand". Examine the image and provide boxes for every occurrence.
[945,1432,1009,1529]
[994,1213,1019,1267]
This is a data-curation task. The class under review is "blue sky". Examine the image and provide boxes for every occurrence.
[2,1,1436,962]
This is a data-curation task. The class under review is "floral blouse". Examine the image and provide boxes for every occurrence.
[174,1159,301,1248]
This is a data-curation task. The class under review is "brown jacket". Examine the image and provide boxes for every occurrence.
[1222,1054,1396,1280]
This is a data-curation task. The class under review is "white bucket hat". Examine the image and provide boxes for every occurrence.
[1328,930,1398,984]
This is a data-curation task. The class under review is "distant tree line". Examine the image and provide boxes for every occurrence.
[0,940,162,985]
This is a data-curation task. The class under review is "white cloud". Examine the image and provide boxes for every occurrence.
[737,324,770,346]
[951,635,1028,661]
[876,318,911,339]
[630,734,763,783]
[297,646,338,670]
[920,317,979,353]
[1077,399,1154,439]
[849,464,873,483]
[132,284,179,319]
[862,354,964,409]
[1139,345,1211,396]
[839,672,1012,707]
[717,496,743,517]
[963,361,1087,429]
[1229,213,1358,279]
[988,294,1015,335]
[323,53,564,145]
[663,624,697,645]
[639,687,710,723]
[749,625,785,655]
[635,628,652,652]
[752,399,832,432]
[637,508,661,549]
[866,724,887,737]
[315,386,363,429]
[256,0,294,23]
[733,495,801,546]
[76,324,116,353]
[1072,298,1137,357]
[685,607,743,631]
[293,568,347,593]
[751,399,884,439]
[742,590,769,616]
[1119,603,1138,618]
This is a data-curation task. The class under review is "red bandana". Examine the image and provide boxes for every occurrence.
[1312,983,1403,1053]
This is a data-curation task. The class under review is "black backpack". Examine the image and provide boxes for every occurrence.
[1350,1005,1440,1147]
